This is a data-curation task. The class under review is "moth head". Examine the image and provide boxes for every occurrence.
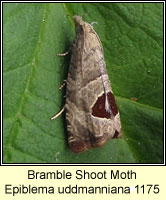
[73,16,84,25]
[73,15,84,34]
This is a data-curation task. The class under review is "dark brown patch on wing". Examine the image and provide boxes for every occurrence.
[69,140,90,154]
[92,93,111,118]
[92,92,118,118]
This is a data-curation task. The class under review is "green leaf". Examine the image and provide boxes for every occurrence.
[3,3,163,163]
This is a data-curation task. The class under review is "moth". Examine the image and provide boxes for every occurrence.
[52,16,122,153]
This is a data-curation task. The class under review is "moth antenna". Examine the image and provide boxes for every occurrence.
[51,106,65,120]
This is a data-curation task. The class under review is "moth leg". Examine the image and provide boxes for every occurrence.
[51,80,66,120]
[51,49,69,120]
[51,106,65,120]
[57,52,69,56]
[57,47,71,56]
[59,80,67,90]
[57,49,69,91]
